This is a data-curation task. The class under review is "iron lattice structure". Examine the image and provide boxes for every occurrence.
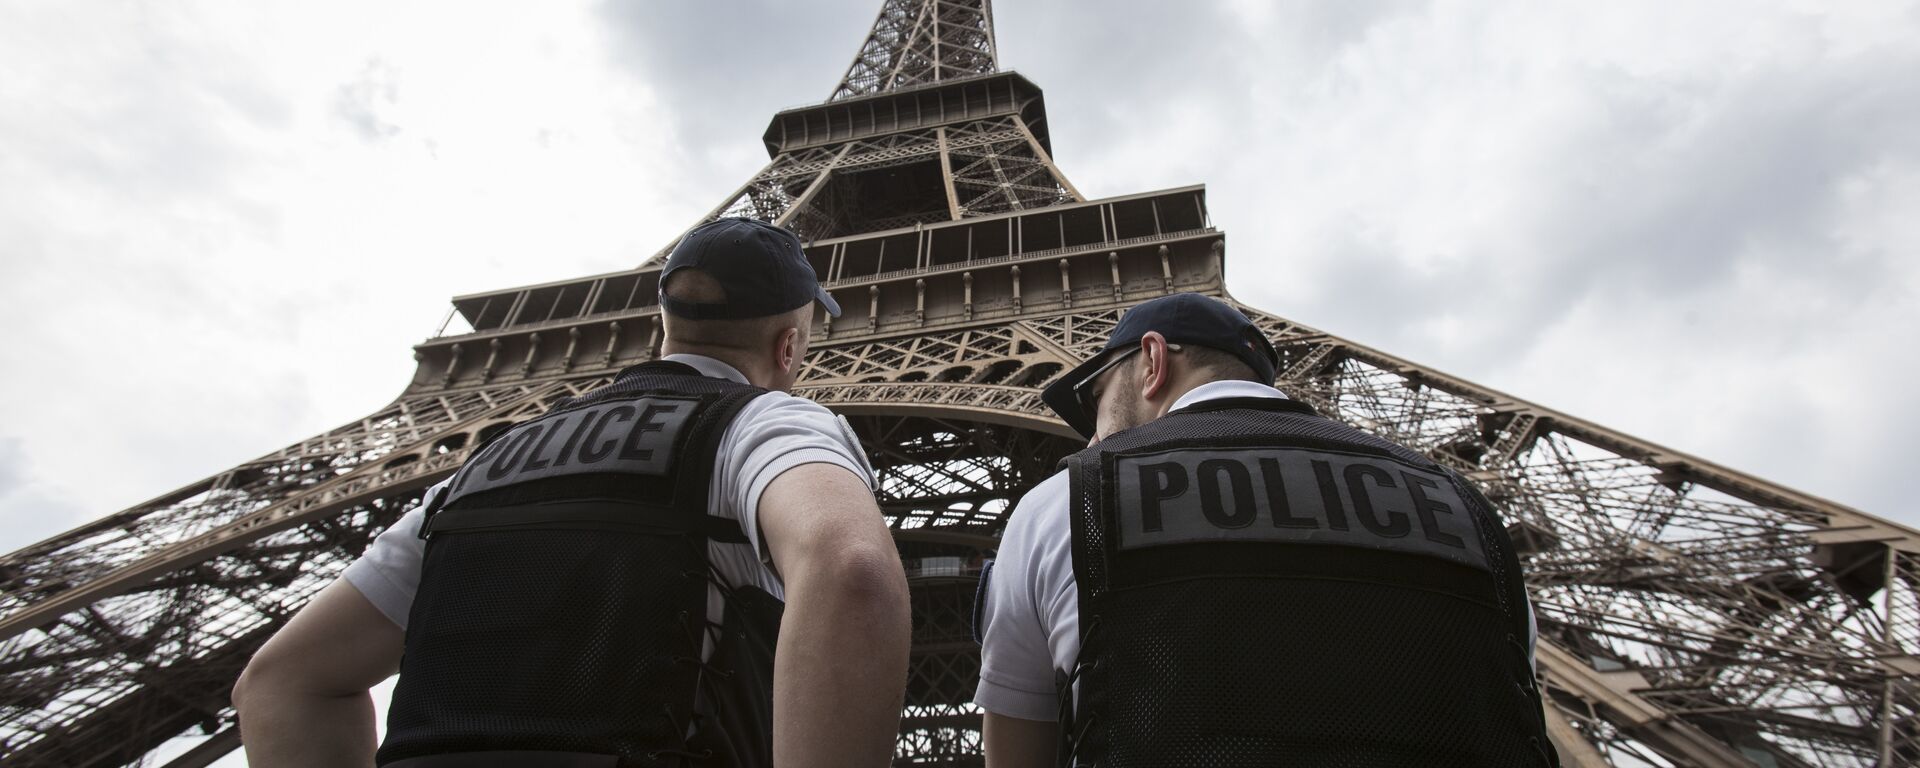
[2,1,1915,765]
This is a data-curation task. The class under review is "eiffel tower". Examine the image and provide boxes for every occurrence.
[3,1,1916,765]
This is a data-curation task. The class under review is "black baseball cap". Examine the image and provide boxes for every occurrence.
[659,217,841,319]
[1041,293,1280,438]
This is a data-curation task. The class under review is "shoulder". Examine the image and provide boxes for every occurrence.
[721,390,853,445]
[722,387,829,423]
[999,471,1071,549]
[1021,471,1072,510]
[984,470,1073,597]
[714,388,875,487]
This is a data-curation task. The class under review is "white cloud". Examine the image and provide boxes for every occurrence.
[998,0,1920,521]
[0,0,701,549]
[0,0,1910,543]
[0,0,1912,543]
[0,437,87,551]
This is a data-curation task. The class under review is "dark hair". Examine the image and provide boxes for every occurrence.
[1183,344,1265,384]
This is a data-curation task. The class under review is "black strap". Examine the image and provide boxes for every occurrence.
[615,359,703,379]
[540,359,705,415]
[382,751,618,768]
[424,500,749,544]
[1172,395,1319,418]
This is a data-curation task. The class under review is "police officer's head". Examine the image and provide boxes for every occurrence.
[1042,293,1279,443]
[658,217,841,392]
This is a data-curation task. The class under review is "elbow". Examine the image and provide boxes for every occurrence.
[862,544,912,605]
[231,655,264,713]
[231,643,293,714]
[811,543,910,619]
[845,546,913,650]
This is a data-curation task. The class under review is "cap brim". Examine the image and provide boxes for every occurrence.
[1040,348,1120,440]
[815,286,842,317]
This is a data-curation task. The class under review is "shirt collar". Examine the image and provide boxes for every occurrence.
[661,353,751,385]
[1168,379,1289,414]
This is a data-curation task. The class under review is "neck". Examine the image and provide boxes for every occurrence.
[662,343,786,391]
[1146,371,1220,420]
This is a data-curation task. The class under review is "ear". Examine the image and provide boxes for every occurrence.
[774,325,801,373]
[1139,332,1173,400]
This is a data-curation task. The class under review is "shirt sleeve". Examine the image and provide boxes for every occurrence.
[974,472,1073,721]
[718,393,877,563]
[340,499,432,630]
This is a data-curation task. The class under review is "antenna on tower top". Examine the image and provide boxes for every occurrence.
[830,0,999,101]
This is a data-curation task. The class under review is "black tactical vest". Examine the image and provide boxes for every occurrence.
[377,361,782,768]
[1057,397,1557,767]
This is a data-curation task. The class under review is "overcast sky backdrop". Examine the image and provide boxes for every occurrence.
[3,0,1918,761]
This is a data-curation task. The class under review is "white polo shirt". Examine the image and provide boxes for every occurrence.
[342,353,876,634]
[973,380,1536,721]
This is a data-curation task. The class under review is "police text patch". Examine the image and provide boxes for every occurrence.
[445,396,698,504]
[1112,447,1489,570]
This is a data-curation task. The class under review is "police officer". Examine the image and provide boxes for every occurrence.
[234,218,912,768]
[974,293,1558,767]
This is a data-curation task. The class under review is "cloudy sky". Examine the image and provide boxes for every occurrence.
[2,0,1917,760]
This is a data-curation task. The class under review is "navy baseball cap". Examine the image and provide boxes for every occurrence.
[659,217,841,319]
[1041,293,1279,438]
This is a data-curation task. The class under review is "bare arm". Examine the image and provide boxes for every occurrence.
[759,462,912,768]
[983,712,1057,768]
[232,578,403,767]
